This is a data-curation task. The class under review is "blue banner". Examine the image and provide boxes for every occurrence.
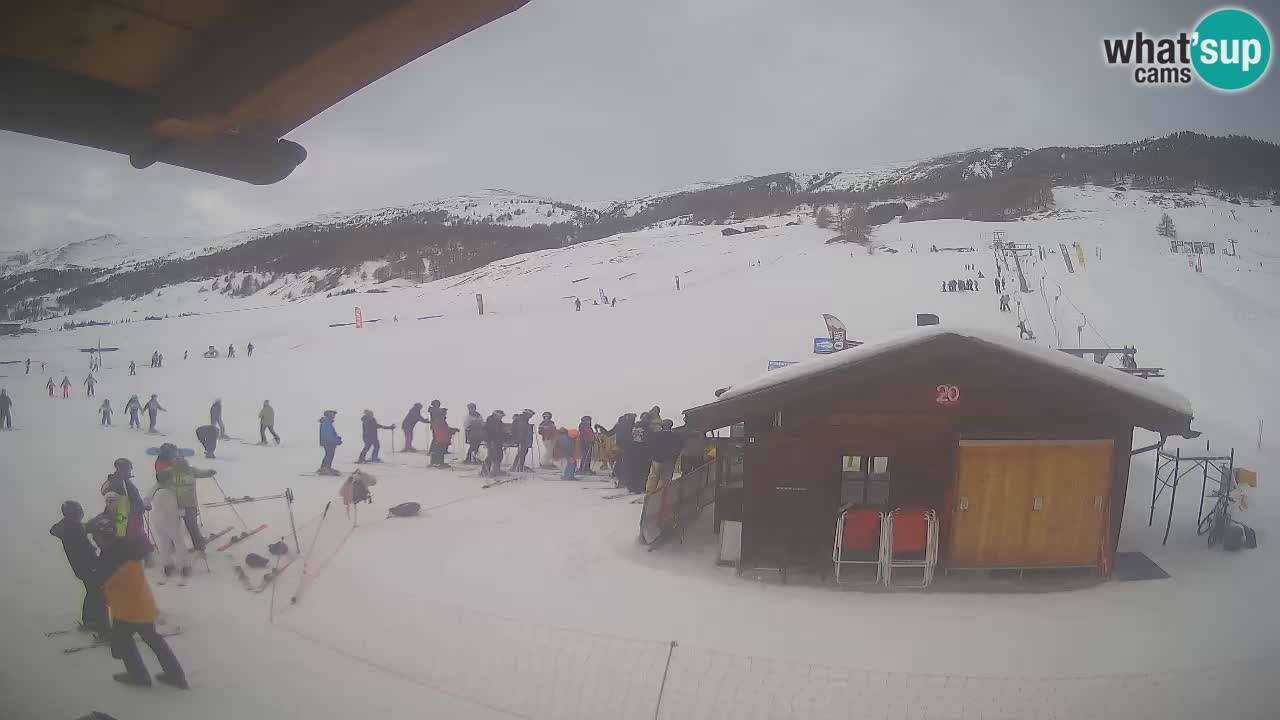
[767,360,800,371]
[813,337,835,354]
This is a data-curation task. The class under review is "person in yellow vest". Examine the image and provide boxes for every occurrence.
[87,514,188,689]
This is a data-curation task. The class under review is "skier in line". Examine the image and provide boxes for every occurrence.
[463,403,484,464]
[25,358,30,374]
[125,395,142,430]
[84,373,97,397]
[537,412,558,469]
[428,407,457,468]
[574,298,582,311]
[50,500,107,636]
[99,399,113,426]
[318,410,342,475]
[129,361,136,376]
[626,412,652,494]
[401,402,428,452]
[577,416,596,475]
[195,424,219,459]
[247,342,254,357]
[47,378,55,397]
[600,413,636,485]
[480,410,506,477]
[100,459,149,554]
[356,410,394,464]
[40,361,46,374]
[60,375,72,398]
[210,398,227,439]
[144,468,191,585]
[645,420,682,493]
[227,344,236,358]
[557,428,577,480]
[999,294,1011,312]
[0,389,11,430]
[143,394,165,433]
[258,400,280,444]
[152,444,212,552]
[157,353,163,367]
[509,410,534,472]
[87,514,189,689]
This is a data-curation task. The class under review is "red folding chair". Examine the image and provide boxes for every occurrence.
[884,507,938,588]
[832,508,887,585]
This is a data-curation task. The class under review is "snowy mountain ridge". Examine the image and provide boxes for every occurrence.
[3,132,1278,320]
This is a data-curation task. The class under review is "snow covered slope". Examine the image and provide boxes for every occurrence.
[1,186,1277,719]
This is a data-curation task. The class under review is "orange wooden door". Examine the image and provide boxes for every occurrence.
[950,444,1034,566]
[951,441,1112,568]
[1025,442,1112,566]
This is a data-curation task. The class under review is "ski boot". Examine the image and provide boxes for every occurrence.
[156,672,190,690]
[157,565,175,585]
[178,566,191,587]
[114,672,151,687]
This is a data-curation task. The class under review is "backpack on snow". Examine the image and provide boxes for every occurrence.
[387,502,421,518]
[245,553,270,569]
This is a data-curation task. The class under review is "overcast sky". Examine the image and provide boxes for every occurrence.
[2,0,1278,252]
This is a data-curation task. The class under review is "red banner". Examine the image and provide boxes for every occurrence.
[354,306,364,329]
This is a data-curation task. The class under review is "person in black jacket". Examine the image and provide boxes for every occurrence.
[50,501,108,635]
[509,410,534,472]
[480,410,507,477]
[195,424,219,459]
[401,402,427,452]
[601,413,636,484]
[357,410,395,463]
[645,420,682,493]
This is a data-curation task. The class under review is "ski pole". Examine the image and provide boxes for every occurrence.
[210,475,251,532]
[286,487,301,555]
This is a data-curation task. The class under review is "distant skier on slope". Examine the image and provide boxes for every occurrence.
[129,360,136,376]
[258,400,280,444]
[480,410,507,477]
[318,410,342,475]
[401,402,428,452]
[84,373,97,397]
[210,398,226,438]
[246,342,254,357]
[356,410,394,464]
[463,403,484,464]
[227,344,236,358]
[143,394,165,433]
[510,410,534,472]
[0,389,11,430]
[125,395,142,429]
[25,358,30,374]
[60,376,72,398]
[47,378,55,397]
[99,399,113,426]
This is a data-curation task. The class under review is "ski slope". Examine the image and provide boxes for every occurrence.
[1,186,1277,719]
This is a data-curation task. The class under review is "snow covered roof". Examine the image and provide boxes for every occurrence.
[686,325,1194,435]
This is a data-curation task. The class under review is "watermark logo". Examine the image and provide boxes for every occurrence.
[1102,7,1271,91]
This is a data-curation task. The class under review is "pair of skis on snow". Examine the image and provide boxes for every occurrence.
[48,626,183,654]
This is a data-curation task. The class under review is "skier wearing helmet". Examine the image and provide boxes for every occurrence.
[537,412,558,469]
[463,403,484,464]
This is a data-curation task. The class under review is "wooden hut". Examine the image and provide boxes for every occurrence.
[682,326,1194,579]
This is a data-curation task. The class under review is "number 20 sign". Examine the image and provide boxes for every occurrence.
[935,384,960,406]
